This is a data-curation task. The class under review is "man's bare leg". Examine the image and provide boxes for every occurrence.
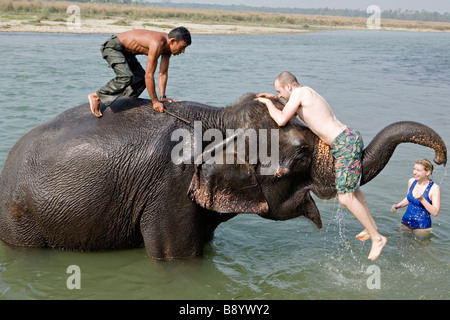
[338,190,387,260]
[88,93,102,117]
[354,192,378,241]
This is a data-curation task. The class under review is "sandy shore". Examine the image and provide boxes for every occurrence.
[0,18,310,35]
[1,15,448,35]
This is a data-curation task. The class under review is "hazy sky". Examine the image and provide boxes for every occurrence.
[159,0,450,13]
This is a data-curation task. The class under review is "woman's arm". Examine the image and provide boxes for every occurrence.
[417,184,440,217]
[391,197,409,213]
[391,178,414,213]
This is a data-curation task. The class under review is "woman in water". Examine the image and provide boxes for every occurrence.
[391,159,441,236]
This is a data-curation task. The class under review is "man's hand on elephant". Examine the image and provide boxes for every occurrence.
[160,96,180,103]
[256,93,277,99]
[256,93,285,106]
[153,100,164,113]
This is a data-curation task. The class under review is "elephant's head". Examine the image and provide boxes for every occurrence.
[187,94,447,229]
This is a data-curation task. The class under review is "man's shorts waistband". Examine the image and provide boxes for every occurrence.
[101,35,126,52]
[332,127,356,145]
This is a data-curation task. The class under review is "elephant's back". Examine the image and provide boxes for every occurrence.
[5,98,178,163]
[0,98,179,206]
[43,98,174,141]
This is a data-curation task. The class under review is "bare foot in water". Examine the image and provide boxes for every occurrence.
[368,235,387,260]
[356,229,371,242]
[88,93,102,117]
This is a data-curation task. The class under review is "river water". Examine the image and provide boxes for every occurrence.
[0,30,449,300]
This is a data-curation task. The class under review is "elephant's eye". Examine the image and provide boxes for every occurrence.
[289,144,311,173]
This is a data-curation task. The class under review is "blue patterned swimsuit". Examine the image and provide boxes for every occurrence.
[402,180,434,229]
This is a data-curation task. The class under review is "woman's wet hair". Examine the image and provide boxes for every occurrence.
[416,158,434,176]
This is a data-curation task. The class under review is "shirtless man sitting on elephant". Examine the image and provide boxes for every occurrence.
[255,71,387,260]
[88,27,191,117]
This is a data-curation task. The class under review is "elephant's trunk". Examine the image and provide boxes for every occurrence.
[361,121,447,186]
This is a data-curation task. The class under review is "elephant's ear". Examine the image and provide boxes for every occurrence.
[188,162,269,214]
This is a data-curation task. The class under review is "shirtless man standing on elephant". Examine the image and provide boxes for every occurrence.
[255,71,387,260]
[88,27,191,117]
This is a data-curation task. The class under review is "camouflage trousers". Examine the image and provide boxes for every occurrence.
[96,35,146,107]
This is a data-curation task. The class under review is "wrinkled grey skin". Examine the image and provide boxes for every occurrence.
[0,95,447,259]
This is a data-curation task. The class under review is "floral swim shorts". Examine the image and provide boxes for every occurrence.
[330,127,363,194]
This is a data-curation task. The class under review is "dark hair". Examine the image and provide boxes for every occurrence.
[168,27,192,45]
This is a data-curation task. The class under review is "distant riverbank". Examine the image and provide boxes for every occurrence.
[1,0,449,34]
[0,17,309,35]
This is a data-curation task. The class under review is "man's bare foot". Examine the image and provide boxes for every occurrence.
[356,229,371,242]
[88,93,102,117]
[368,235,387,260]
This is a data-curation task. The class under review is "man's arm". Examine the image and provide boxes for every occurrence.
[158,53,170,100]
[255,93,286,106]
[145,42,164,112]
[255,92,301,126]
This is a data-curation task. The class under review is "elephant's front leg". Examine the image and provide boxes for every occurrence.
[139,207,207,259]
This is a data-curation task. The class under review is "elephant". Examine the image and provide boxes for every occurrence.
[0,94,447,259]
